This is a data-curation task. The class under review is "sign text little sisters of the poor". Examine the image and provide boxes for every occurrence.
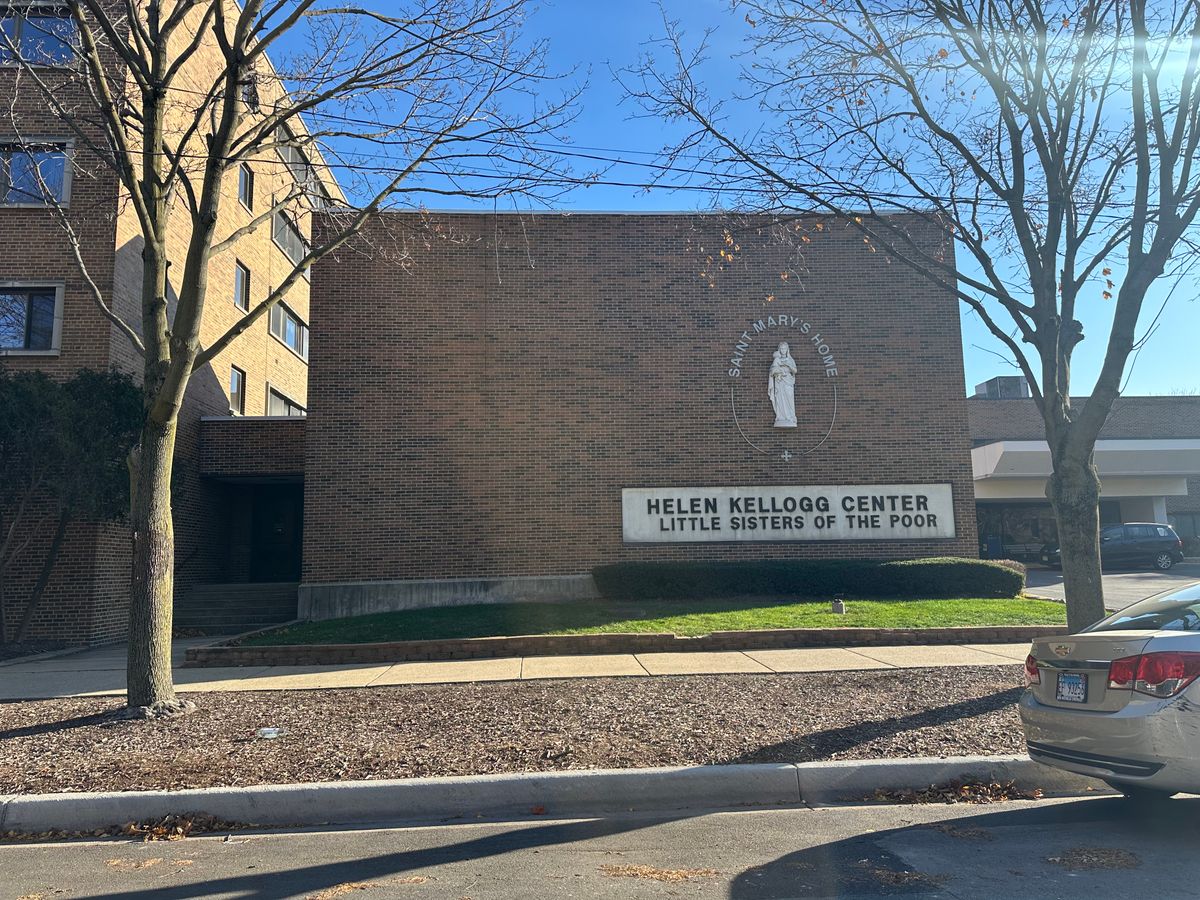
[621,485,956,543]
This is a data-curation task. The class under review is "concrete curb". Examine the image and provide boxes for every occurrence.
[792,755,1102,803]
[0,756,1107,834]
[189,625,1066,667]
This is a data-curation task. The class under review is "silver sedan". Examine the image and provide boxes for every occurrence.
[1020,582,1200,800]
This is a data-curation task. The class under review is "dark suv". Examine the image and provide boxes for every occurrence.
[1041,522,1185,571]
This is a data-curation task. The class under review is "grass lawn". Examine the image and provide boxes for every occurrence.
[244,596,1065,646]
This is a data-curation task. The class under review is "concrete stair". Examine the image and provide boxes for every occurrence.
[175,582,299,634]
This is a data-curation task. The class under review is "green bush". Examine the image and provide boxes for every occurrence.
[591,557,1024,601]
[990,558,1028,579]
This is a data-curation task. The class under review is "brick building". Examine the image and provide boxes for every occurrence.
[5,12,1195,642]
[969,385,1200,559]
[0,3,334,642]
[298,212,980,619]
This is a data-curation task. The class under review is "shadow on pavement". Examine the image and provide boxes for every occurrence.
[76,812,695,900]
[728,795,1200,898]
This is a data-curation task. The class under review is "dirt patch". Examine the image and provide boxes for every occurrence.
[0,666,1024,795]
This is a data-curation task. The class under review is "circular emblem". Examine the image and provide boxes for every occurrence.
[726,313,840,461]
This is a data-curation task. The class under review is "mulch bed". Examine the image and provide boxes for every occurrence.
[0,666,1024,795]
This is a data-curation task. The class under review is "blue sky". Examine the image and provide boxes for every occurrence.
[386,0,1200,397]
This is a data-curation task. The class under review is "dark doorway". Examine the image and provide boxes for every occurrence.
[250,483,303,582]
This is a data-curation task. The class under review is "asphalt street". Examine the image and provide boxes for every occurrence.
[1025,561,1200,610]
[4,795,1199,899]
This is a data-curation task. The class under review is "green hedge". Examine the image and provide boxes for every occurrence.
[591,557,1025,601]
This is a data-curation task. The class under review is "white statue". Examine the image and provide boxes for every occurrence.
[768,341,798,428]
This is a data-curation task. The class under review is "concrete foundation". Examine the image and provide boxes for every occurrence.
[297,574,601,621]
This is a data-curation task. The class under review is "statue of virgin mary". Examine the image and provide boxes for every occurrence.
[768,342,798,428]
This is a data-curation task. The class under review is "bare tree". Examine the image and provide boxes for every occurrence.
[3,0,573,715]
[628,0,1200,630]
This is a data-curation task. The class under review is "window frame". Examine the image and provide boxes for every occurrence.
[0,138,72,207]
[268,301,309,362]
[274,123,333,205]
[229,365,246,416]
[271,207,310,278]
[266,384,306,417]
[237,162,254,211]
[0,2,79,67]
[0,280,63,355]
[233,259,251,312]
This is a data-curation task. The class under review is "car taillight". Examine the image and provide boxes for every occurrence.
[1024,654,1040,686]
[1108,655,1138,689]
[1108,652,1200,698]
[1135,652,1200,698]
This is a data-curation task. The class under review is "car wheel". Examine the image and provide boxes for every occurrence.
[1154,552,1175,571]
[1104,781,1176,804]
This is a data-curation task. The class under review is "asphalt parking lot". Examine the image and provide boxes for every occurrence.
[1025,561,1200,610]
[5,796,1199,899]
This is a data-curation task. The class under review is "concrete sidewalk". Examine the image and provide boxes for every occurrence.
[0,639,1032,701]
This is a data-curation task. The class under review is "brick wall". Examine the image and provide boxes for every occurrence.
[199,417,306,478]
[0,30,126,642]
[1168,477,1200,515]
[0,5,324,643]
[303,213,978,589]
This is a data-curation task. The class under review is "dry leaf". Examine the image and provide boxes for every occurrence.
[106,858,164,871]
[600,864,720,882]
[1047,847,1140,870]
[306,883,374,900]
[871,780,1043,805]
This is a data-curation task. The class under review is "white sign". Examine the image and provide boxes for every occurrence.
[622,484,956,543]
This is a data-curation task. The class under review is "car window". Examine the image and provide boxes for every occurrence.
[1088,584,1200,632]
[1101,525,1122,542]
[1157,526,1172,538]
[1127,525,1154,540]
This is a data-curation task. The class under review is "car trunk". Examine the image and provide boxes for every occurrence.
[1030,632,1157,713]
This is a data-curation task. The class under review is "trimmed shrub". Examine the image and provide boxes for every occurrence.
[990,558,1028,579]
[591,557,1025,602]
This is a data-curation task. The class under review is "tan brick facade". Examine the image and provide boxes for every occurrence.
[0,5,320,643]
[302,213,979,606]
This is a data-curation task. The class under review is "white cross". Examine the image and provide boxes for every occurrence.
[781,450,794,461]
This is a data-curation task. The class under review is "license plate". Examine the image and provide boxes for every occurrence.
[1056,672,1088,703]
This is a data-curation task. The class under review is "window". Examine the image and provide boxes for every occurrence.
[229,366,245,415]
[1170,513,1199,541]
[234,260,250,311]
[238,163,253,210]
[276,126,317,192]
[0,142,68,204]
[272,209,308,267]
[267,387,305,417]
[0,284,57,351]
[1091,584,1200,633]
[269,302,308,360]
[0,4,76,65]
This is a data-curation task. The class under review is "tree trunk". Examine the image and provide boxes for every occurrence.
[125,417,190,715]
[14,507,71,643]
[1047,453,1107,631]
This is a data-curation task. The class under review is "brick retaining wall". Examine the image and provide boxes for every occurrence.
[185,625,1066,667]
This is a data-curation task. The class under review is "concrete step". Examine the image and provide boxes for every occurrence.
[175,582,298,635]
